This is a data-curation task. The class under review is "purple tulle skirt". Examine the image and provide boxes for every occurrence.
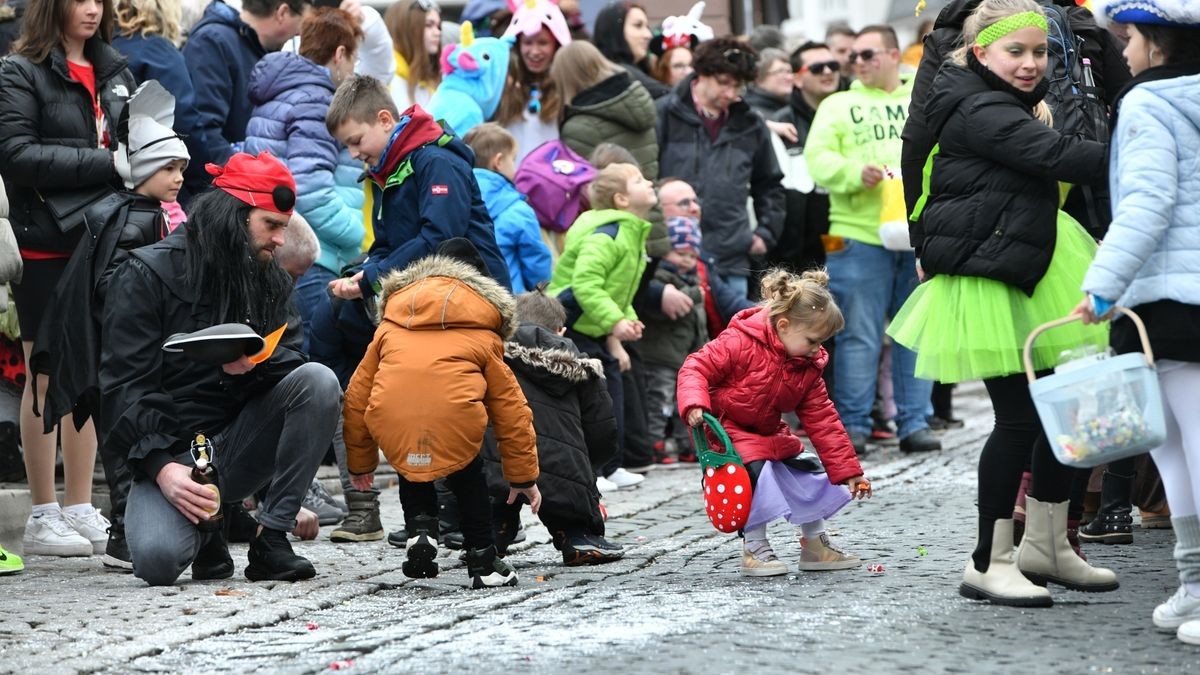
[744,461,852,531]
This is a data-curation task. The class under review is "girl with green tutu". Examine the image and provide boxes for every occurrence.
[887,0,1115,608]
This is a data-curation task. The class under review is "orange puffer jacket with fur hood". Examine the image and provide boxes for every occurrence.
[343,254,539,485]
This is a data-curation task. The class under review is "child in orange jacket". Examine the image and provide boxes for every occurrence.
[343,240,541,588]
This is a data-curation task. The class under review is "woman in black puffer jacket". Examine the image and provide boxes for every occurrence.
[0,0,135,557]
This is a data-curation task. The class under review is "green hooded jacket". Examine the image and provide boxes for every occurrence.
[547,208,651,339]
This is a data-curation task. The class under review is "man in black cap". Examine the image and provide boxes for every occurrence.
[99,152,342,586]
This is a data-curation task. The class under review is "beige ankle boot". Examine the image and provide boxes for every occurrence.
[960,519,1053,607]
[1016,496,1119,592]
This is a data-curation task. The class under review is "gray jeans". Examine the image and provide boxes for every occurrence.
[127,363,341,586]
[644,363,685,445]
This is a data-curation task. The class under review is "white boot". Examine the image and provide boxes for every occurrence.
[1017,496,1119,592]
[960,519,1053,607]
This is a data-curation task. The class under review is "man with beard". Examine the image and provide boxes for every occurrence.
[99,152,342,586]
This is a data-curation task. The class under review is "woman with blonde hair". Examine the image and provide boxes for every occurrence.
[553,39,657,180]
[112,0,201,208]
[384,0,442,110]
[888,0,1114,606]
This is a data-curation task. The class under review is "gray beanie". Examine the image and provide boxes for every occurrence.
[115,80,190,190]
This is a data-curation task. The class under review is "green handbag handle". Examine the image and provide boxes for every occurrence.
[690,412,745,469]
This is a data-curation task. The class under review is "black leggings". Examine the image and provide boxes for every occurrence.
[973,373,1081,569]
[397,456,494,550]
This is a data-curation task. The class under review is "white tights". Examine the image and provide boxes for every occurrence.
[1148,361,1200,518]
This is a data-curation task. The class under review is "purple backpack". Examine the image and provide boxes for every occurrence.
[514,140,597,233]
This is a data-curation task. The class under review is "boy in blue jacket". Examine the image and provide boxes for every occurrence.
[463,123,552,294]
[323,74,511,375]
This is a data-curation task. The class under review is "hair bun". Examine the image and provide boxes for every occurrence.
[800,268,831,288]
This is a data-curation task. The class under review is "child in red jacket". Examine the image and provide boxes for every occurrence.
[677,268,872,577]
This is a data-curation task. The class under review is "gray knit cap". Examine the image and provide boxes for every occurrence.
[115,80,190,190]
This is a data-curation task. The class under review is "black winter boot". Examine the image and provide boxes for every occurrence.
[245,528,316,582]
[466,545,517,588]
[192,530,235,580]
[402,515,440,579]
[1079,470,1134,545]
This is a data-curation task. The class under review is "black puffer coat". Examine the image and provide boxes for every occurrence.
[917,62,1105,295]
[901,0,1129,233]
[0,38,135,252]
[482,324,617,534]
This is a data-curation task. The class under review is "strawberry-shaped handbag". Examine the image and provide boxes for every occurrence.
[691,413,753,533]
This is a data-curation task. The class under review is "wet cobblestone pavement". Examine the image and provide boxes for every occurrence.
[2,384,1198,673]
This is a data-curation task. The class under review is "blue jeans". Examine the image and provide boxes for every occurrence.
[722,273,749,298]
[825,239,932,439]
[294,265,336,358]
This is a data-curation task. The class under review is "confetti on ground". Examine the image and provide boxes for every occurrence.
[635,536,647,543]
[917,546,928,557]
[306,622,319,630]
[329,659,355,670]
[214,588,248,597]
[867,564,885,573]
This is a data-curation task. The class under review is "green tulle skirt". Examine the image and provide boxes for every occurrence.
[888,211,1109,383]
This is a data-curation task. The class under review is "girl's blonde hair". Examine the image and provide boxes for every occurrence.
[551,40,620,108]
[760,268,844,338]
[115,0,181,45]
[588,163,642,211]
[950,0,1053,126]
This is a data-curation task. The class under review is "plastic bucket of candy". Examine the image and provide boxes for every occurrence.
[1023,308,1165,468]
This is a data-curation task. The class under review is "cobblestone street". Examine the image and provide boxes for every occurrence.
[2,385,1198,674]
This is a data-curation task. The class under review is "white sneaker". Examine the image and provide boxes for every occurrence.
[596,476,619,494]
[62,507,111,554]
[1180,619,1200,645]
[605,468,645,489]
[23,511,94,557]
[1154,585,1200,629]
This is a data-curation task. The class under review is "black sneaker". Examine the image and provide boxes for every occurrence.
[387,528,408,548]
[192,531,235,580]
[441,529,465,550]
[1079,512,1134,545]
[562,533,624,566]
[244,528,316,582]
[927,415,965,431]
[102,520,133,572]
[466,545,518,588]
[402,515,439,579]
[899,428,942,454]
[224,501,259,544]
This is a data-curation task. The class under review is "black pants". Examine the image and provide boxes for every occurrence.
[973,373,1081,568]
[396,456,493,550]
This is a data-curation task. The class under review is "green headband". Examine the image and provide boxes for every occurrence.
[976,11,1049,47]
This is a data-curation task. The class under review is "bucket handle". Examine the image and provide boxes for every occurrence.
[1022,306,1154,384]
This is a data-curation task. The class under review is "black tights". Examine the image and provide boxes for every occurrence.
[972,373,1081,571]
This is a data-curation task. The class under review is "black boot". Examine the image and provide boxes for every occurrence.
[245,528,316,582]
[465,545,517,588]
[193,530,235,580]
[102,515,133,572]
[402,515,439,579]
[1078,470,1134,545]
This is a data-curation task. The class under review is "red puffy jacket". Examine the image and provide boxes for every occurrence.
[676,307,863,485]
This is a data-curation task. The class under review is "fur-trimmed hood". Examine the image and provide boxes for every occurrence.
[504,324,604,396]
[377,254,517,339]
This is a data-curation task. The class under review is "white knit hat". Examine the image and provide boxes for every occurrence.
[114,80,190,190]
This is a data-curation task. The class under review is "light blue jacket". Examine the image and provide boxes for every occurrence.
[245,52,365,275]
[1083,74,1200,307]
[473,168,551,294]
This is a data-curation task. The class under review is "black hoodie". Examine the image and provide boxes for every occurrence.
[593,1,670,100]
[900,0,1130,230]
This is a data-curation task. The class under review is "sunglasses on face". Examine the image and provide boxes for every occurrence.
[800,60,841,75]
[414,0,439,11]
[848,49,883,64]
